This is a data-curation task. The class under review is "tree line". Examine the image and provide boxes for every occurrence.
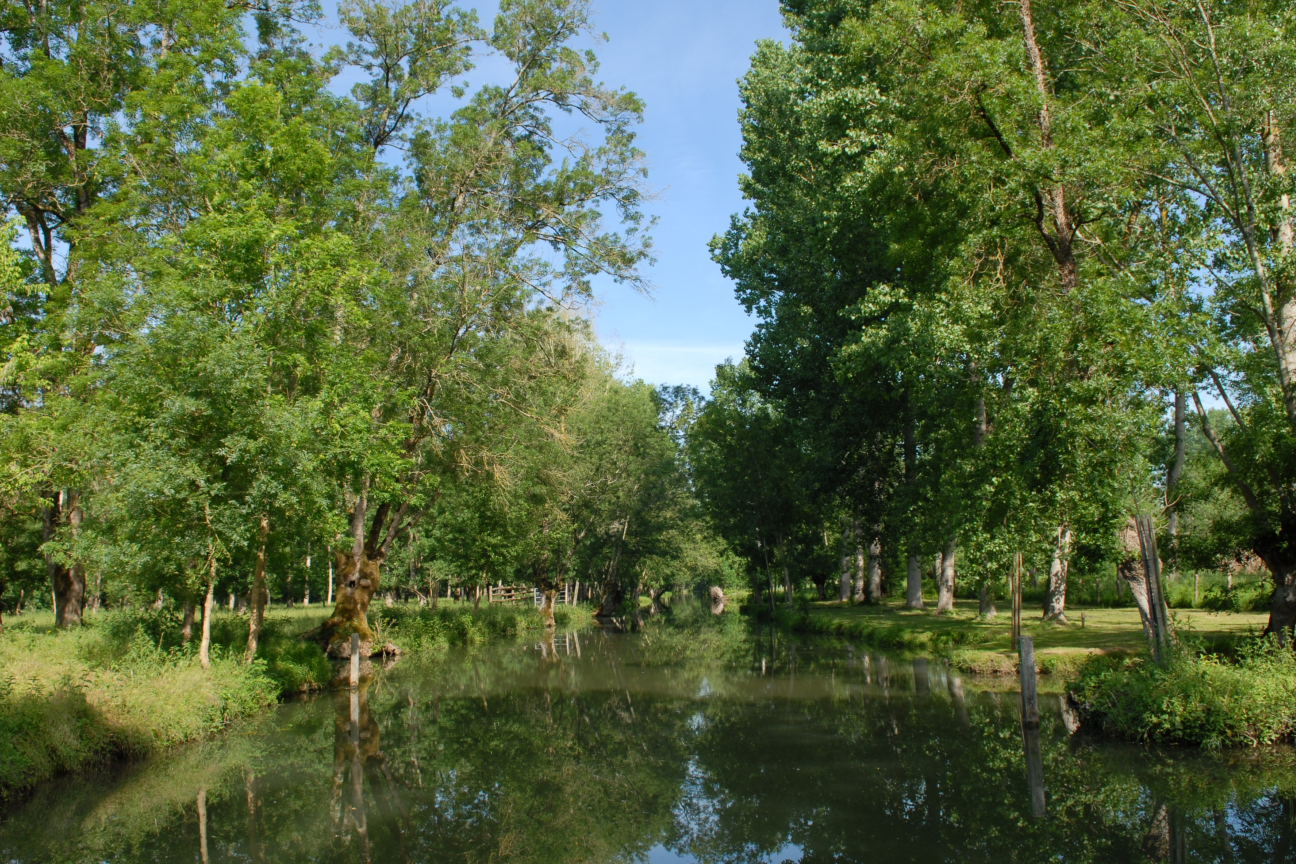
[684,0,1296,635]
[0,0,736,656]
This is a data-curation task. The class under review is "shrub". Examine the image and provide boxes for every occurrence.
[1069,638,1296,748]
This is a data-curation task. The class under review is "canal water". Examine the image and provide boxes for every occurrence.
[2,616,1294,862]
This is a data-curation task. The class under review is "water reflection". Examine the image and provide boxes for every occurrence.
[3,626,1296,863]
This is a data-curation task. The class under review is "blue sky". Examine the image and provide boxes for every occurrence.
[577,1,787,391]
[308,0,788,391]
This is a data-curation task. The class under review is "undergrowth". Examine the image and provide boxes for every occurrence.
[375,602,592,652]
[0,611,281,802]
[1069,637,1296,748]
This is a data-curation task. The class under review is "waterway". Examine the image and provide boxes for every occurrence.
[2,615,1293,862]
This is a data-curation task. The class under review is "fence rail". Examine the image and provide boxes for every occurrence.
[488,584,580,606]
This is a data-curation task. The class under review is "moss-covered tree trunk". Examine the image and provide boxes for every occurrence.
[317,495,409,658]
[539,588,558,628]
[865,535,883,604]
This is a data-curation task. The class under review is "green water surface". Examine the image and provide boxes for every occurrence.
[2,617,1294,863]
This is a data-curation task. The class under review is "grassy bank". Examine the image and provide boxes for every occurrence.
[0,599,593,802]
[1068,639,1296,748]
[776,598,1267,677]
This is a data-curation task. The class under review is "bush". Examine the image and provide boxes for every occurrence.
[1198,583,1270,613]
[1069,638,1296,748]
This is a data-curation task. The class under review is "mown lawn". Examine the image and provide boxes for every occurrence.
[802,598,1269,674]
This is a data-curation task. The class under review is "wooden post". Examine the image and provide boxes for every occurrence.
[1011,552,1023,645]
[1136,514,1172,662]
[1023,724,1046,817]
[349,633,360,690]
[1018,635,1039,729]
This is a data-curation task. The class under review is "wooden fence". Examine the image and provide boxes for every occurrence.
[488,583,586,606]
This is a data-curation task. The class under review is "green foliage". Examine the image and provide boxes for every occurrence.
[373,602,591,652]
[1071,639,1296,748]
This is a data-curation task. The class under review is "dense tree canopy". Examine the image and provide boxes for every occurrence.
[0,0,730,652]
[688,0,1296,638]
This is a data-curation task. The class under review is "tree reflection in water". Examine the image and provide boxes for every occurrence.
[3,623,1296,863]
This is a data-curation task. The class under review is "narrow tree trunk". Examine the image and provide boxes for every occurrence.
[866,535,883,603]
[905,554,924,609]
[199,577,215,670]
[838,518,852,602]
[1043,525,1071,621]
[1166,390,1187,578]
[853,525,866,603]
[783,564,793,608]
[935,537,956,614]
[1116,520,1159,650]
[244,515,269,664]
[181,599,196,643]
[979,582,998,619]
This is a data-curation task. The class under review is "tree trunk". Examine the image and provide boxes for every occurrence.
[838,518,852,602]
[244,515,269,664]
[935,537,956,614]
[852,525,866,603]
[1043,525,1071,621]
[1166,389,1187,577]
[866,535,883,604]
[783,564,793,608]
[181,599,196,643]
[905,553,924,609]
[1117,519,1160,652]
[45,491,85,628]
[1261,549,1296,644]
[539,588,558,628]
[199,577,215,670]
[979,582,998,618]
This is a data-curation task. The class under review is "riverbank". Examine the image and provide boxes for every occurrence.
[782,598,1296,746]
[0,601,593,802]
[780,599,1268,677]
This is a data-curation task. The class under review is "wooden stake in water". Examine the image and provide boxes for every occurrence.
[1022,723,1047,817]
[350,633,360,690]
[1018,635,1039,729]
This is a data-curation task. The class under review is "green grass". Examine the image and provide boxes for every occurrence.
[781,596,1268,677]
[0,610,280,803]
